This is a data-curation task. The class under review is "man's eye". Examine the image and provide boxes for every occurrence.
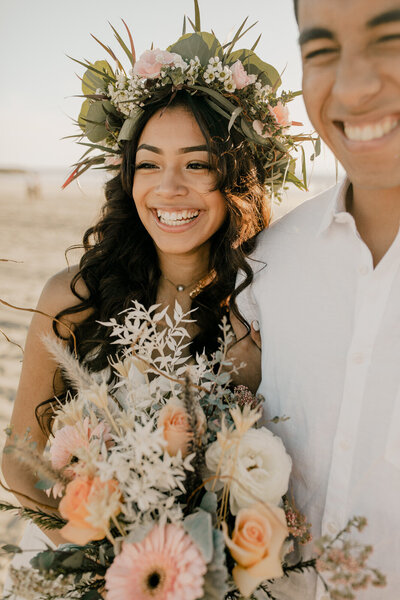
[304,47,337,60]
[378,34,400,43]
[135,162,158,170]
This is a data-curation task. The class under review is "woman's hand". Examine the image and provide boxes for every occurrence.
[228,312,261,394]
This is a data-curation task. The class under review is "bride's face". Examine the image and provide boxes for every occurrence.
[132,106,227,258]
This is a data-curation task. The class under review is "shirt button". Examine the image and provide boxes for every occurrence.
[351,352,365,364]
[339,439,351,451]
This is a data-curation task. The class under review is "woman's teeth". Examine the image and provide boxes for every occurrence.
[344,117,398,142]
[157,209,200,226]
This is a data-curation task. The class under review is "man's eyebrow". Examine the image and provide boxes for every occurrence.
[136,143,208,154]
[367,8,400,28]
[298,27,335,46]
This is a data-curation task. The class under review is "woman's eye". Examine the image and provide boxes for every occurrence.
[187,162,210,170]
[135,162,158,170]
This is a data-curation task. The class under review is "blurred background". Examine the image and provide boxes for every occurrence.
[0,0,343,587]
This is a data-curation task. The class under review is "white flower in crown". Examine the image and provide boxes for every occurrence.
[208,55,221,68]
[218,66,233,82]
[203,69,216,83]
[224,79,237,93]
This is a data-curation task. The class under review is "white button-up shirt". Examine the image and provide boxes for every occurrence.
[239,179,400,599]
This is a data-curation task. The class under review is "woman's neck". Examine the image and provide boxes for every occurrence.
[157,246,211,288]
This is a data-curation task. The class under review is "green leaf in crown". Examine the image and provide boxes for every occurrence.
[167,32,223,64]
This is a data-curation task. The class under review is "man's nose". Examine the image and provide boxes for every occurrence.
[332,51,382,111]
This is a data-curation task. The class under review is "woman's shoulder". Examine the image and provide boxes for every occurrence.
[38,265,91,325]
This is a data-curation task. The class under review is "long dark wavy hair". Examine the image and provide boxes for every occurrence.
[38,90,269,429]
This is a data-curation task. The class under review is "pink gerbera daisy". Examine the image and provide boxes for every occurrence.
[105,523,207,600]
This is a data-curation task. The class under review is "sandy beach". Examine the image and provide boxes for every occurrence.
[0,169,335,591]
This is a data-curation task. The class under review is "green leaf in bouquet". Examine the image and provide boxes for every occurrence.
[1,543,22,555]
[81,60,114,95]
[167,32,222,64]
[31,549,56,571]
[35,478,54,490]
[200,529,229,600]
[61,549,85,569]
[228,106,243,132]
[183,510,213,563]
[118,106,145,141]
[190,84,237,113]
[228,49,281,88]
[199,491,218,514]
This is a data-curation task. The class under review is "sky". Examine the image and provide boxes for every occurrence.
[0,0,338,175]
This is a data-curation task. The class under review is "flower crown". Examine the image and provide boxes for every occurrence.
[63,1,316,192]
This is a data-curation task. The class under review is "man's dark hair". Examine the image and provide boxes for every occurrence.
[293,0,298,22]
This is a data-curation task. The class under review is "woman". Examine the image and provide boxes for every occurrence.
[2,12,305,593]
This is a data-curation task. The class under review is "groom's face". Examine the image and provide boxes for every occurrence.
[298,0,400,190]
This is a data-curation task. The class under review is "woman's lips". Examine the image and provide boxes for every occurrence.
[152,208,202,232]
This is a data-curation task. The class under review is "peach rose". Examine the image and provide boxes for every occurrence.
[157,399,191,456]
[230,60,257,90]
[59,476,121,545]
[222,502,288,598]
[157,398,205,457]
[270,101,291,128]
[133,49,179,79]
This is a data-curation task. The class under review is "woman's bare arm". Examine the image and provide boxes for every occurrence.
[1,266,90,545]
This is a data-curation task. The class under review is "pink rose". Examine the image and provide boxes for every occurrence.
[231,60,257,90]
[270,101,291,128]
[252,119,271,139]
[222,502,288,598]
[133,49,180,79]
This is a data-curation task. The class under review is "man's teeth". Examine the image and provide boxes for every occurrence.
[157,209,200,226]
[344,117,398,142]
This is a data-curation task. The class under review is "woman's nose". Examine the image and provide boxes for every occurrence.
[155,167,187,198]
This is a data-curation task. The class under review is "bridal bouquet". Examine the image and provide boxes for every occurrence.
[2,302,385,600]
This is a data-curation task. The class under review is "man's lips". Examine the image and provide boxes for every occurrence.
[333,115,399,142]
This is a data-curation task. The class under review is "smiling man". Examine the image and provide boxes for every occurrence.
[240,0,400,598]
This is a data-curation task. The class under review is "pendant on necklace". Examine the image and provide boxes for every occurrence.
[176,284,185,292]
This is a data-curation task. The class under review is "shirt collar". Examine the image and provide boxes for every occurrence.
[317,177,352,236]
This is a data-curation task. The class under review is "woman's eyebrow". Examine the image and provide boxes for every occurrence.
[136,143,208,154]
[367,8,400,28]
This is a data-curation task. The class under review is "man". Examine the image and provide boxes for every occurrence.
[241,0,400,597]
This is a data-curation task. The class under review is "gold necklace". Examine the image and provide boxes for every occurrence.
[161,269,217,299]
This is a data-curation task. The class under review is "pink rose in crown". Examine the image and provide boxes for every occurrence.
[231,60,257,89]
[270,101,291,128]
[133,49,180,79]
[252,119,272,138]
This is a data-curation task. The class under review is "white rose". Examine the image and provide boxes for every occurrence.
[205,427,292,515]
